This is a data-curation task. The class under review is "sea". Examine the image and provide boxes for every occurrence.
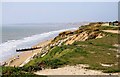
[0,23,84,64]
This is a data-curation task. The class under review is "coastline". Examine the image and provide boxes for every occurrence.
[4,39,52,67]
[1,27,78,65]
[2,27,78,67]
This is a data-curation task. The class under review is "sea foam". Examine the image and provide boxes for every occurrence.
[0,28,77,64]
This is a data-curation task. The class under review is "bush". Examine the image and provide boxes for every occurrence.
[23,65,42,72]
[43,58,66,69]
[2,66,38,76]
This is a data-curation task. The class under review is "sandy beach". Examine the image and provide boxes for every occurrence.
[5,40,51,67]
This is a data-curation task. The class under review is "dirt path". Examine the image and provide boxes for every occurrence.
[102,30,119,34]
[34,64,118,75]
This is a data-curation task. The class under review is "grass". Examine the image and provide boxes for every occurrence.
[99,26,118,30]
[72,33,119,72]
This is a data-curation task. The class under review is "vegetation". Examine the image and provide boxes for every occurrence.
[2,66,33,76]
[99,26,118,30]
[1,66,48,77]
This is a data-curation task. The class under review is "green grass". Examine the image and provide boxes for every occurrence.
[99,26,118,30]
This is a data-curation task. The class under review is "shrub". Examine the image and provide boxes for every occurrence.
[23,65,42,72]
[2,66,37,76]
[43,58,66,69]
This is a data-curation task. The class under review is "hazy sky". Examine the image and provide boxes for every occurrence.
[2,2,118,24]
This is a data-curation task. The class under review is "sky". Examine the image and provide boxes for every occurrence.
[1,0,119,2]
[2,2,118,24]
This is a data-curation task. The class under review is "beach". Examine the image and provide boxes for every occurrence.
[4,39,51,67]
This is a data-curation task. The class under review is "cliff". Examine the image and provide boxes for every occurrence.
[49,22,105,47]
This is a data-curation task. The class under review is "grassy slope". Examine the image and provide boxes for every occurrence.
[24,25,120,73]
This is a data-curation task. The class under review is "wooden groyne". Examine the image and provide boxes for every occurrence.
[16,47,41,52]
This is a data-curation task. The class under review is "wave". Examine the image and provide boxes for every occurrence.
[0,27,77,63]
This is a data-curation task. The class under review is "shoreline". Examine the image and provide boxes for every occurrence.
[4,39,52,67]
[1,27,78,66]
[2,27,78,67]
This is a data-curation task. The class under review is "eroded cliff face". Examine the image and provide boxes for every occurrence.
[50,22,105,46]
